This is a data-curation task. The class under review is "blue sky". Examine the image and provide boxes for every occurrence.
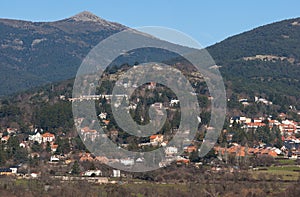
[1,0,300,46]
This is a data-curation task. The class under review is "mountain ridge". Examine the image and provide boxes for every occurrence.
[0,11,127,96]
[208,17,300,62]
[0,12,299,106]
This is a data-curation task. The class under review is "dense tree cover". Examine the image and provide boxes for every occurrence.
[31,141,42,152]
[220,59,300,107]
[55,136,71,155]
[72,136,87,151]
[0,102,24,129]
[208,18,300,62]
[0,136,28,164]
[0,104,21,119]
[34,101,73,132]
[206,17,300,109]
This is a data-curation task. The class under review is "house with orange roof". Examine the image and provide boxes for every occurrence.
[42,132,55,143]
[260,149,270,155]
[214,146,226,155]
[150,134,164,145]
[268,150,278,157]
[184,145,197,153]
[246,122,266,129]
[79,153,94,162]
[226,145,246,157]
[216,144,279,158]
[260,148,278,157]
[279,123,297,134]
[95,156,109,164]
[81,127,98,141]
[102,120,110,125]
[268,119,280,127]
[51,144,58,153]
[176,158,190,165]
[1,135,10,143]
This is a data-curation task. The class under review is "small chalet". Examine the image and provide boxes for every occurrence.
[1,136,10,143]
[29,132,42,144]
[150,134,164,145]
[184,145,197,153]
[42,132,55,143]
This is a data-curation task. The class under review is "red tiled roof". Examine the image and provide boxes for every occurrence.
[150,134,162,139]
[42,132,55,138]
[246,122,266,127]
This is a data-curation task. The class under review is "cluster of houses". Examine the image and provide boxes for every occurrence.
[2,92,299,180]
[214,140,300,161]
[0,128,18,143]
[228,113,300,160]
[76,131,200,167]
[0,127,124,179]
[28,131,56,144]
[0,128,57,150]
[238,96,273,106]
[230,115,300,134]
[214,143,280,159]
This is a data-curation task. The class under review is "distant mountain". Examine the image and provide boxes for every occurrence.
[0,12,300,108]
[208,18,300,61]
[0,11,126,96]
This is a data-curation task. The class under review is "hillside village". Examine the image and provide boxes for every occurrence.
[1,88,300,182]
[0,4,300,196]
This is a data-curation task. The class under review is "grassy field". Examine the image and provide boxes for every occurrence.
[1,176,299,196]
[268,166,300,171]
[276,159,296,165]
[251,165,300,181]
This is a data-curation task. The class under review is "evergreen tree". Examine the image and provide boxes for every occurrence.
[71,161,80,175]
[46,141,51,153]
[190,150,200,162]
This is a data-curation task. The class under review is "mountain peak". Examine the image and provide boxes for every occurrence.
[70,11,104,23]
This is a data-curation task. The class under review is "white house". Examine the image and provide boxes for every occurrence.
[30,173,40,178]
[19,142,26,148]
[83,170,102,177]
[81,127,98,142]
[170,99,180,107]
[272,148,282,155]
[165,146,178,156]
[98,112,107,120]
[151,103,163,110]
[9,167,18,174]
[29,132,43,144]
[112,169,121,177]
[136,157,144,163]
[50,156,59,162]
[120,158,134,166]
[255,97,272,105]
